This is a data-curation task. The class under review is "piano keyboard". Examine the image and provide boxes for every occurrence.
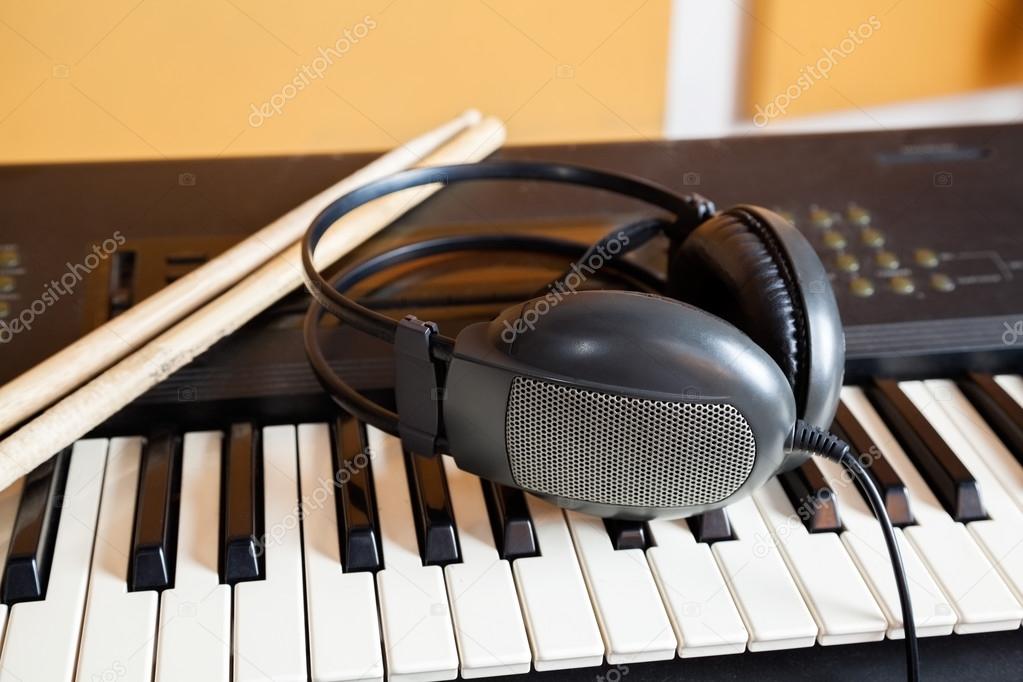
[1,376,1023,681]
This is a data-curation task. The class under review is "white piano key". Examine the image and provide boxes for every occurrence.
[711,497,818,651]
[441,456,531,678]
[0,439,107,682]
[842,386,1022,633]
[77,437,159,682]
[0,475,24,648]
[155,432,230,682]
[995,374,1023,412]
[297,423,383,682]
[367,428,458,682]
[234,426,308,682]
[646,518,748,657]
[751,479,887,644]
[814,452,955,638]
[564,511,676,664]
[512,495,604,671]
[917,380,1023,604]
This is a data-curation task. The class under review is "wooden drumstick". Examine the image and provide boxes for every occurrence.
[0,116,506,490]
[0,108,482,435]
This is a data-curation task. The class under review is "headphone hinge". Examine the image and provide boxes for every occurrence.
[394,315,443,456]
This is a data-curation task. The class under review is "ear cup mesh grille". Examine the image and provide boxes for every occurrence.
[505,377,756,508]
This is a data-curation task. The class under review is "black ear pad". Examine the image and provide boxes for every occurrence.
[666,206,844,431]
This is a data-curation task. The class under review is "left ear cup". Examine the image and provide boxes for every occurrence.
[666,206,844,430]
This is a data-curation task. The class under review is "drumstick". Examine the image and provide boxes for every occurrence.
[0,116,506,491]
[0,109,482,435]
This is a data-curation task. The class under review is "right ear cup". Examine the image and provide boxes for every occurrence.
[666,206,844,431]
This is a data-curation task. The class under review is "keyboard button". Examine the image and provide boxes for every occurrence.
[298,423,383,682]
[843,386,1022,633]
[2,447,70,603]
[0,440,106,682]
[646,516,748,657]
[481,481,538,560]
[604,518,650,550]
[234,426,308,682]
[711,497,818,651]
[442,456,531,677]
[405,450,460,566]
[867,379,986,522]
[512,495,604,671]
[333,417,382,573]
[130,430,181,591]
[813,431,955,638]
[688,509,733,543]
[565,510,677,663]
[221,422,263,584]
[916,380,1023,603]
[0,477,23,643]
[959,373,1023,466]
[77,438,159,681]
[776,460,842,533]
[368,427,458,681]
[833,402,914,527]
[155,432,231,682]
[752,478,887,644]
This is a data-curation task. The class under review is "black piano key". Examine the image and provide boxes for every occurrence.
[482,481,539,560]
[220,423,264,585]
[866,378,986,522]
[959,373,1023,466]
[777,460,842,533]
[2,449,70,604]
[129,430,182,592]
[404,450,461,566]
[604,519,650,550]
[333,418,383,573]
[688,508,733,543]
[832,402,915,527]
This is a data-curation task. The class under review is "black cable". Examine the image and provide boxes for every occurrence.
[788,419,920,682]
[303,232,667,436]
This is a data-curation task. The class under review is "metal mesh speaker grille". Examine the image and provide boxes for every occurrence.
[505,377,756,508]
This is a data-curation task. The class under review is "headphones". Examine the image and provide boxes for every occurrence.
[300,161,919,680]
[300,161,844,521]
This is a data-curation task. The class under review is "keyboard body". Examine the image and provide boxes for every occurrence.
[2,124,1023,681]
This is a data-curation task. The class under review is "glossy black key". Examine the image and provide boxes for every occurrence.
[220,423,264,584]
[832,402,914,527]
[404,450,460,566]
[481,481,538,560]
[604,519,650,550]
[2,449,70,604]
[688,508,733,543]
[333,418,382,573]
[777,460,842,533]
[867,378,986,522]
[959,373,1023,466]
[129,430,182,591]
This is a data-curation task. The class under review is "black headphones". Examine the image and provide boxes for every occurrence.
[300,161,918,680]
[301,161,844,519]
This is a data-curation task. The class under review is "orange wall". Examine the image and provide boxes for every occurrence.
[0,0,670,163]
[746,0,1023,120]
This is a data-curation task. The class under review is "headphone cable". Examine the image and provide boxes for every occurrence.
[788,420,920,682]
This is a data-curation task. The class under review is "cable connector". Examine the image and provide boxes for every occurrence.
[786,419,851,462]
